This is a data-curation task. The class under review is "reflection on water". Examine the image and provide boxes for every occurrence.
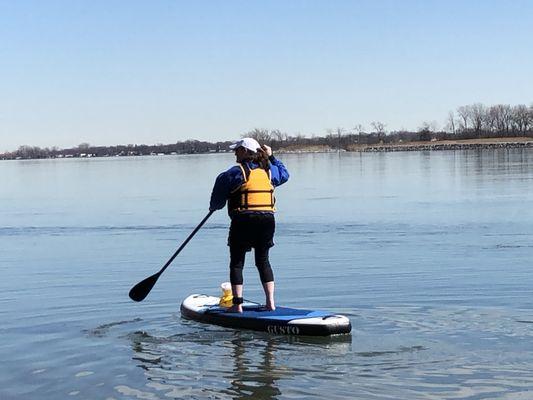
[82,305,533,399]
[223,337,283,400]
[125,321,351,400]
[124,321,354,400]
[127,328,289,399]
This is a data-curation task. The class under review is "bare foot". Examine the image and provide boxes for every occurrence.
[265,302,276,311]
[226,305,243,313]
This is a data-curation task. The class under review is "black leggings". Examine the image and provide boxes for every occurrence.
[230,246,274,285]
[228,213,275,285]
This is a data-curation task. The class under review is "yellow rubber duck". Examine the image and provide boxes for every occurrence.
[219,282,233,307]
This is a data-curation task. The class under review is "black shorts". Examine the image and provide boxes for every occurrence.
[228,212,275,251]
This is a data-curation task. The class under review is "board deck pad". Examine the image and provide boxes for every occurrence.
[207,305,332,319]
[181,294,352,336]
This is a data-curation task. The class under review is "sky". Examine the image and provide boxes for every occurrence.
[1,0,532,152]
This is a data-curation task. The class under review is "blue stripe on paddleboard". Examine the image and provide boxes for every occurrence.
[205,306,333,321]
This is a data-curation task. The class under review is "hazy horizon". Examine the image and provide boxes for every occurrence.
[2,0,533,152]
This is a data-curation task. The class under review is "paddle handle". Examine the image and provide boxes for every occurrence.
[158,210,214,275]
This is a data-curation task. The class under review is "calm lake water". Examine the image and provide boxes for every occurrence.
[1,150,533,399]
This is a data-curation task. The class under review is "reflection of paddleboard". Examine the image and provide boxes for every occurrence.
[180,294,352,336]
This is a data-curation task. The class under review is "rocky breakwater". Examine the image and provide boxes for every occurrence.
[359,141,533,152]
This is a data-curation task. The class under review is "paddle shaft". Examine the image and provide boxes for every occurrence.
[157,210,214,276]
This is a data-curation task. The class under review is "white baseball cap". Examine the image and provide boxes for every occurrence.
[229,137,261,153]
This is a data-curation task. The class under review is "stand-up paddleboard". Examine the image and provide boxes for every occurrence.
[180,294,352,336]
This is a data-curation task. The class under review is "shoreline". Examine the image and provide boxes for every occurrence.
[351,137,533,153]
[3,138,533,160]
[279,137,533,154]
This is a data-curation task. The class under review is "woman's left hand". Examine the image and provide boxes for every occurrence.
[262,145,273,157]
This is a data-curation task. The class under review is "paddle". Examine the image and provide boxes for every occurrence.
[128,210,215,302]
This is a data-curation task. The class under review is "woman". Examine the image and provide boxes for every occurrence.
[210,137,289,313]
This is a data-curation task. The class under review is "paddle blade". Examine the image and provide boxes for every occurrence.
[129,273,160,302]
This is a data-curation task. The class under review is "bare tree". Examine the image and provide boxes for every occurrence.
[271,129,287,142]
[489,104,513,135]
[456,106,470,131]
[245,128,272,143]
[469,103,486,135]
[325,128,336,148]
[371,121,386,143]
[336,127,345,150]
[290,133,306,146]
[16,145,47,159]
[511,104,531,133]
[353,124,365,134]
[445,111,456,134]
[351,124,365,144]
[418,121,437,141]
[419,121,437,131]
[530,104,533,132]
[371,121,386,134]
[485,106,498,132]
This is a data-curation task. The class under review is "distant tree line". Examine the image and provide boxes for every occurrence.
[447,103,532,137]
[245,103,533,148]
[2,140,234,160]
[2,102,532,160]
